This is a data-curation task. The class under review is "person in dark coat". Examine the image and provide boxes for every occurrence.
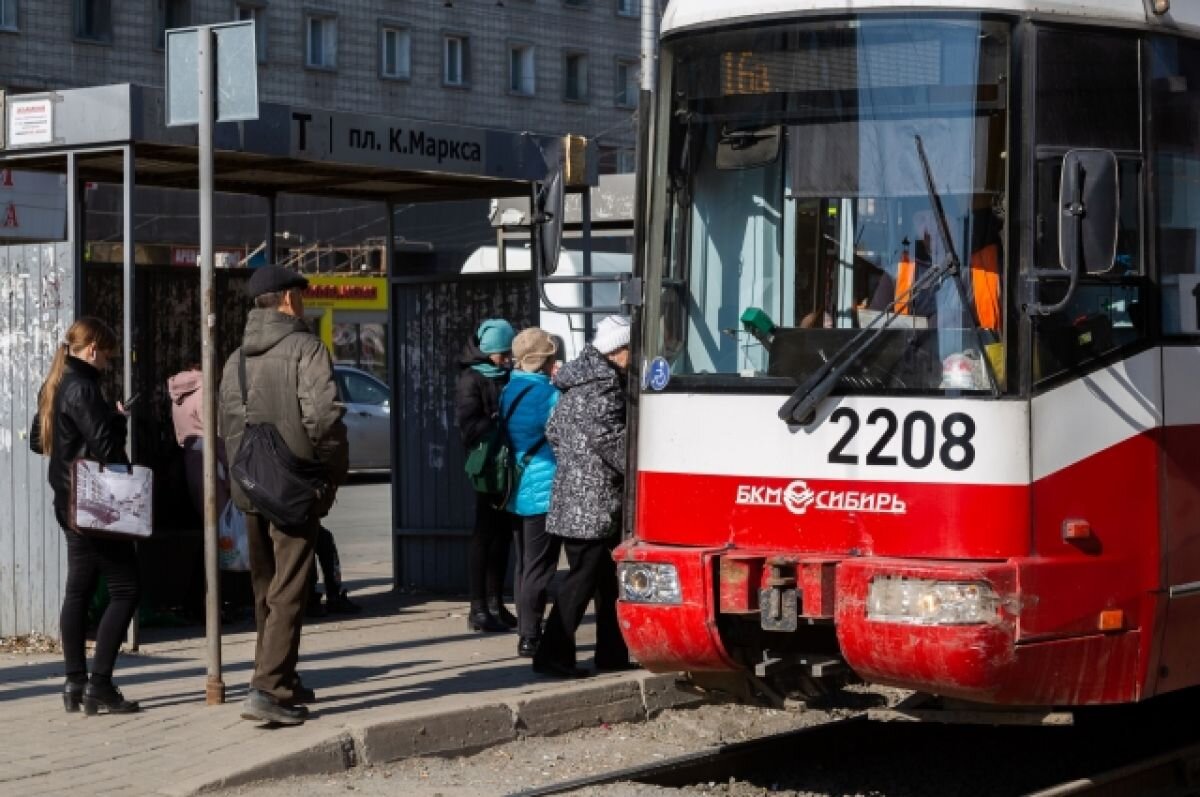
[30,317,141,715]
[455,317,518,632]
[532,315,634,678]
[218,265,349,726]
[499,327,561,657]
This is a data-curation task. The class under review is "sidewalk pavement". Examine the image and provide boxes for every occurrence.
[0,586,699,797]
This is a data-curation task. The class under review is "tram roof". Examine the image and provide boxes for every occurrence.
[662,0,1200,37]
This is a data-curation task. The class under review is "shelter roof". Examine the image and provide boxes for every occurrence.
[0,84,594,200]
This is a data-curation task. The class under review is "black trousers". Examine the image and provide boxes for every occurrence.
[246,512,318,702]
[60,528,140,681]
[309,525,342,595]
[534,536,628,669]
[517,513,560,638]
[468,493,515,605]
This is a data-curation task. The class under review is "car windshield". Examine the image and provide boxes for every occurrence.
[655,15,1011,393]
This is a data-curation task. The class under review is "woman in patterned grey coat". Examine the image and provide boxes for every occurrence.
[533,315,634,677]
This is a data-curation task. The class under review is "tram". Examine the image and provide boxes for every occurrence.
[612,0,1200,707]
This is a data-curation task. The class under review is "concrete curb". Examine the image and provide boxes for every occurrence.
[179,672,704,795]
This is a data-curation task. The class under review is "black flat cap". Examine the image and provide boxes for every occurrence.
[245,265,309,299]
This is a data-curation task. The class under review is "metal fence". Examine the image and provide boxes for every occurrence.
[0,243,75,637]
[390,271,536,593]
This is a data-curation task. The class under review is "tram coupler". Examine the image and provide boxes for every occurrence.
[759,561,799,632]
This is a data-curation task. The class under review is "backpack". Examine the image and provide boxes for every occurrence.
[230,343,333,529]
[463,384,546,507]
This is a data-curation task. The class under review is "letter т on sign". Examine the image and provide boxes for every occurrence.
[165,21,259,127]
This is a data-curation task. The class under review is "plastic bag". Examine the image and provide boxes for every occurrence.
[218,499,251,572]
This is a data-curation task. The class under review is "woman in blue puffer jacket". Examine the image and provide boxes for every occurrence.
[498,327,561,658]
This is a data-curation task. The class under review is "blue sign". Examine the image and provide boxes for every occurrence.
[648,357,671,391]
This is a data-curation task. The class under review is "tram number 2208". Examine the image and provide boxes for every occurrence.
[827,408,976,472]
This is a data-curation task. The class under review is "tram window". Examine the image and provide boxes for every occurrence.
[1036,30,1139,151]
[1151,36,1200,335]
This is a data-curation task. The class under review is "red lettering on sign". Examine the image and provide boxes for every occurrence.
[0,170,12,188]
[303,284,378,301]
[2,203,18,228]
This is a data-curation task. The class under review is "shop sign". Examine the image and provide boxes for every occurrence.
[0,168,67,241]
[171,247,243,267]
[7,97,54,147]
[302,276,388,309]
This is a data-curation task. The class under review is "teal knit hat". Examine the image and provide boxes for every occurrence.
[476,318,515,354]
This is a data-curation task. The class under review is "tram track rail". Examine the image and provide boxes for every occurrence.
[508,701,1200,797]
[508,715,869,796]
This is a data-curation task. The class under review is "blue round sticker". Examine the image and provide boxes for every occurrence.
[648,357,671,391]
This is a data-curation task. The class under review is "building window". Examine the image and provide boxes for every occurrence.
[74,0,111,42]
[305,12,337,69]
[616,0,638,16]
[381,25,411,80]
[564,52,589,102]
[0,0,17,31]
[615,58,638,107]
[444,34,469,87]
[509,44,535,95]
[235,2,267,63]
[156,0,190,49]
[564,0,587,7]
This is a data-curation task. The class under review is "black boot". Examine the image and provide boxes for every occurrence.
[63,677,86,713]
[488,596,517,629]
[468,601,506,632]
[517,635,539,658]
[83,677,140,715]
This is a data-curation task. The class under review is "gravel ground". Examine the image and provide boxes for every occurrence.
[218,684,1200,797]
[0,633,60,654]
[218,686,909,797]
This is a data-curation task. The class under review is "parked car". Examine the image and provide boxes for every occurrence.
[332,365,391,472]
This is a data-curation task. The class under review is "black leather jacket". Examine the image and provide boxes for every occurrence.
[29,357,128,527]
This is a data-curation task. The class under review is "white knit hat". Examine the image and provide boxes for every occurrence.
[592,315,631,354]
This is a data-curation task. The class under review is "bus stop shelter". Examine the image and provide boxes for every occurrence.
[0,83,593,637]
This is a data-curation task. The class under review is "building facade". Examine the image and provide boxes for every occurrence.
[0,0,640,168]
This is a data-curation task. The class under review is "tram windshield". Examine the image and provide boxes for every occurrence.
[655,16,1011,393]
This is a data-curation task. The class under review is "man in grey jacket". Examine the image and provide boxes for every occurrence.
[219,265,348,725]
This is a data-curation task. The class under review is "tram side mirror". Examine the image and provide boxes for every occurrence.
[1059,149,1118,276]
[716,124,781,170]
[535,154,566,277]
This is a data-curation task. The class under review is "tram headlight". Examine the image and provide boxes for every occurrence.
[866,577,1001,625]
[618,563,682,604]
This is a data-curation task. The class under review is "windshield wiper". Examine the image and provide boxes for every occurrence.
[778,135,995,425]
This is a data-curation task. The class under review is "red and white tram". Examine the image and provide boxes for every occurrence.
[613,0,1200,707]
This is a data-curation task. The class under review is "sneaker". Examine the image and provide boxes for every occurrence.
[305,593,327,619]
[325,590,362,615]
[290,677,316,704]
[240,688,309,725]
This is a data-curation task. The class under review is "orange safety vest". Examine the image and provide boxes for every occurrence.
[894,250,915,315]
[970,243,1001,332]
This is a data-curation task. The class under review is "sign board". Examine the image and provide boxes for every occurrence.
[289,109,489,176]
[0,169,68,241]
[170,246,243,267]
[303,276,389,310]
[166,21,259,127]
[6,96,54,148]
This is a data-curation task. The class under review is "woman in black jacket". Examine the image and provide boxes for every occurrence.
[455,318,518,632]
[31,317,140,715]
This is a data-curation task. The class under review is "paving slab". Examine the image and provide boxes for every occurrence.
[0,590,696,797]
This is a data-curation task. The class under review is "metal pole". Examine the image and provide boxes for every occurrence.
[265,193,276,264]
[582,188,594,339]
[199,25,225,706]
[123,144,140,652]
